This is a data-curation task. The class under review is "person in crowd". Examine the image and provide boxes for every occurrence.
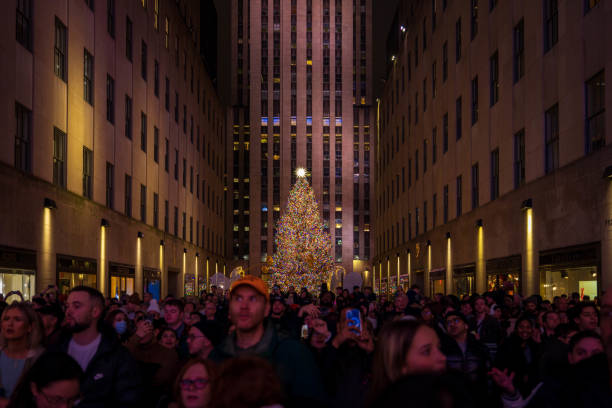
[147,298,162,320]
[470,296,503,358]
[173,358,216,408]
[8,352,82,408]
[571,301,599,332]
[159,327,180,350]
[209,356,285,408]
[201,301,217,322]
[36,304,63,347]
[209,275,326,405]
[52,286,143,407]
[127,318,181,406]
[492,330,612,408]
[541,311,560,343]
[187,320,224,360]
[441,310,491,404]
[104,309,130,343]
[369,319,446,403]
[164,299,189,359]
[123,294,141,321]
[0,303,45,402]
[494,315,542,399]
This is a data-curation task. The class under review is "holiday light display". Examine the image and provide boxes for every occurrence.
[269,169,334,293]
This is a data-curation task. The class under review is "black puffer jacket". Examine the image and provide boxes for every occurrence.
[52,328,143,407]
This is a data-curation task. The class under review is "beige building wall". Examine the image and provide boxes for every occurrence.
[375,0,612,299]
[0,0,227,298]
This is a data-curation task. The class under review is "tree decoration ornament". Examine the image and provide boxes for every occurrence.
[269,175,334,294]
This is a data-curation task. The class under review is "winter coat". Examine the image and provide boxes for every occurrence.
[494,334,541,398]
[209,321,327,407]
[51,329,143,407]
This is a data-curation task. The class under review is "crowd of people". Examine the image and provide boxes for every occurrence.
[0,276,611,408]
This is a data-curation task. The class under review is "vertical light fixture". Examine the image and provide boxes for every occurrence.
[181,248,187,298]
[386,257,391,300]
[406,249,412,288]
[194,252,199,297]
[206,258,210,292]
[425,241,432,297]
[136,232,143,296]
[396,253,401,291]
[522,199,534,296]
[476,219,485,293]
[159,240,165,298]
[446,233,453,294]
[41,199,55,292]
[99,219,110,296]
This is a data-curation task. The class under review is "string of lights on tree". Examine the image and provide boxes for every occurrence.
[269,168,334,293]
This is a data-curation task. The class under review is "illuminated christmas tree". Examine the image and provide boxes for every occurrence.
[270,169,334,293]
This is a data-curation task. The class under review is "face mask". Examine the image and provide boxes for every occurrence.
[115,320,128,335]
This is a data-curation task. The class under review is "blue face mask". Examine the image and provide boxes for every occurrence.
[115,320,128,335]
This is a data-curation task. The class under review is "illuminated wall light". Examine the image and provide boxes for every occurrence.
[99,224,107,296]
[476,223,485,293]
[136,233,142,296]
[43,198,57,209]
[396,254,400,290]
[386,258,391,299]
[181,250,186,298]
[159,242,164,297]
[446,233,453,294]
[194,253,199,297]
[524,198,535,296]
[206,258,210,292]
[41,206,54,292]
[406,250,411,288]
[426,243,432,296]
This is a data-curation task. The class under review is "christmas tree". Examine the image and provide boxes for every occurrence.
[270,169,334,293]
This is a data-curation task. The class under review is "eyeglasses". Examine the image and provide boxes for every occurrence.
[39,389,81,407]
[180,378,209,390]
[446,318,463,325]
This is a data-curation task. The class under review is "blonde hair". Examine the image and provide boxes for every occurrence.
[0,302,44,351]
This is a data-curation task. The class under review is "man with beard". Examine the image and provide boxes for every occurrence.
[52,286,143,407]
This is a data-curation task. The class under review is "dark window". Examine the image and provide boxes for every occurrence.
[443,184,449,223]
[545,104,559,173]
[140,112,147,152]
[106,75,115,123]
[472,163,479,209]
[174,92,179,123]
[491,149,499,200]
[126,17,132,61]
[141,40,147,80]
[471,0,478,40]
[544,0,558,52]
[164,138,169,172]
[174,149,178,180]
[16,0,32,50]
[125,174,132,217]
[514,19,525,83]
[442,42,448,82]
[514,129,526,188]
[455,18,462,62]
[53,127,66,188]
[182,212,186,240]
[490,0,498,11]
[153,127,159,162]
[456,175,462,217]
[443,113,449,153]
[174,206,178,236]
[432,127,437,163]
[107,0,115,38]
[83,147,93,199]
[165,77,170,111]
[140,184,146,222]
[490,51,499,106]
[585,70,605,153]
[164,200,169,232]
[456,97,462,140]
[15,103,31,173]
[124,95,132,139]
[154,60,159,96]
[54,18,67,81]
[423,140,427,172]
[471,76,478,125]
[106,162,114,209]
[153,193,159,228]
[84,50,94,104]
[415,150,419,180]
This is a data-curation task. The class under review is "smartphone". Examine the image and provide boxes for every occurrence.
[301,324,309,339]
[346,308,362,335]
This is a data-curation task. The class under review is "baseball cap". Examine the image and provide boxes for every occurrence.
[229,275,270,302]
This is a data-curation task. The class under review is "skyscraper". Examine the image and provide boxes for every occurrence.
[228,0,374,282]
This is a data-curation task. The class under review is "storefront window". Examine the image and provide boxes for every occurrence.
[486,256,521,295]
[144,269,161,300]
[109,263,135,299]
[57,255,97,296]
[431,278,445,296]
[539,243,600,301]
[0,269,35,300]
[184,274,195,296]
[540,266,598,301]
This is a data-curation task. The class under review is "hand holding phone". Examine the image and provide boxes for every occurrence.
[346,308,362,336]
